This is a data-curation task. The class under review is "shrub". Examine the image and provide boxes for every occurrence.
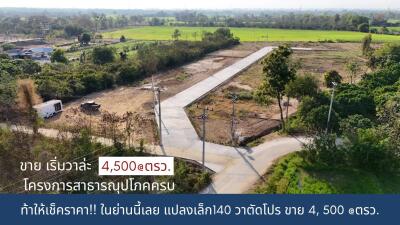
[301,134,345,166]
[120,35,127,42]
[51,49,68,64]
[335,84,376,118]
[339,114,373,136]
[117,64,143,84]
[1,43,16,51]
[92,46,115,65]
[324,70,342,88]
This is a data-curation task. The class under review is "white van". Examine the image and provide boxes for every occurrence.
[33,100,63,119]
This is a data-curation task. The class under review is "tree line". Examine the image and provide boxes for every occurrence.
[1,10,400,38]
[0,28,239,106]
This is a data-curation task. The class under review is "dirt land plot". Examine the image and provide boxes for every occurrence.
[186,42,369,146]
[46,42,265,145]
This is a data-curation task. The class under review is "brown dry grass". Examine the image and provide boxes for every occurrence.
[186,42,370,146]
[45,43,265,145]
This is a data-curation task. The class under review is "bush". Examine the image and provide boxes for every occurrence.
[303,105,339,132]
[339,114,373,136]
[297,93,338,132]
[92,46,115,65]
[301,134,345,166]
[346,128,400,172]
[360,64,400,91]
[1,43,15,51]
[79,33,91,45]
[117,64,143,84]
[286,74,319,100]
[369,43,400,68]
[51,49,68,64]
[358,23,370,33]
[324,70,342,88]
[335,84,376,118]
[120,35,127,42]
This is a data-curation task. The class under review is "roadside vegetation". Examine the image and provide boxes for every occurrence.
[0,128,211,193]
[253,152,400,194]
[254,36,400,193]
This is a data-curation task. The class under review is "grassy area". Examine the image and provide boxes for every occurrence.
[103,26,400,42]
[253,153,400,194]
[371,26,400,32]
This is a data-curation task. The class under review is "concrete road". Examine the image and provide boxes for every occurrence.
[156,46,311,193]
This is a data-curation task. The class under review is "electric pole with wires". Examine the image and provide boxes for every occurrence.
[230,93,238,146]
[157,88,162,146]
[197,105,211,171]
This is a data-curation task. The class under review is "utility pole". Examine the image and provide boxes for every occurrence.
[231,93,238,146]
[199,107,208,172]
[326,82,337,134]
[157,88,162,146]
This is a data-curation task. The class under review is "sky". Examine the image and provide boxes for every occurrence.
[0,0,397,10]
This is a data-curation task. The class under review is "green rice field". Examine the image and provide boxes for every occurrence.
[103,26,400,42]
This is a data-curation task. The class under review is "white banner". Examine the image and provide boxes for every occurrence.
[98,157,174,176]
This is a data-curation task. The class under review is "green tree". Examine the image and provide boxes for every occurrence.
[303,105,339,132]
[361,34,373,56]
[64,25,84,37]
[379,26,389,34]
[0,72,17,122]
[18,60,41,75]
[120,35,126,42]
[259,45,296,129]
[1,43,15,51]
[324,70,342,88]
[345,61,360,84]
[335,84,376,118]
[340,114,373,137]
[357,23,369,33]
[117,64,143,84]
[80,33,91,46]
[346,127,399,172]
[92,47,115,65]
[370,43,400,69]
[51,49,68,64]
[302,133,345,166]
[172,29,181,41]
[286,74,319,100]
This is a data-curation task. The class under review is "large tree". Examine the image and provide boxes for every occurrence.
[259,45,296,129]
[92,47,115,65]
[79,33,91,46]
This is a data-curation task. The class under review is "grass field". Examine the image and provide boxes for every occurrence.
[103,26,400,42]
[253,153,400,194]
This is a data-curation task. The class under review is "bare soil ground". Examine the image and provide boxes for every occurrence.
[186,42,369,146]
[46,42,266,145]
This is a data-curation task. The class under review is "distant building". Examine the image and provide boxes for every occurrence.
[6,46,53,61]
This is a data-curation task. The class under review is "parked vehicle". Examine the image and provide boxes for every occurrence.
[33,100,63,119]
[80,101,101,112]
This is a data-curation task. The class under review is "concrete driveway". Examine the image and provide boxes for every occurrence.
[155,46,311,193]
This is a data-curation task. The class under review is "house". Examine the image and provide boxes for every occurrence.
[6,46,53,61]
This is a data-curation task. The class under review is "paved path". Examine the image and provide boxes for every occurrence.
[156,46,310,193]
